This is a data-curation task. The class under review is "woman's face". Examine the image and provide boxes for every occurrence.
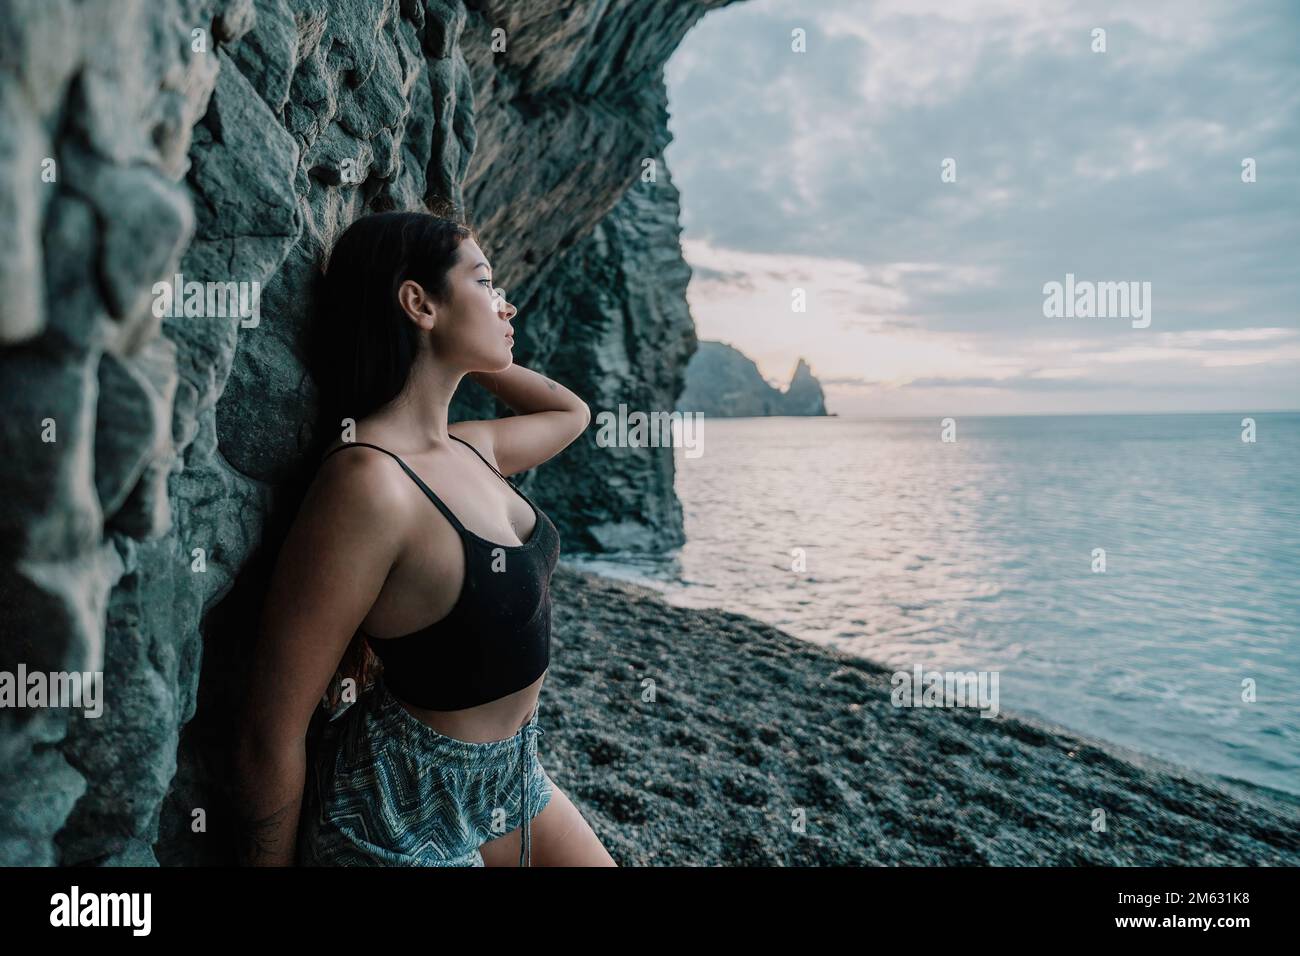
[438,238,517,371]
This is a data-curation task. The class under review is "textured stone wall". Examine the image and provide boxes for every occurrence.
[0,0,727,866]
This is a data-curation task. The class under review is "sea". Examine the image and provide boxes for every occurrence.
[566,412,1300,797]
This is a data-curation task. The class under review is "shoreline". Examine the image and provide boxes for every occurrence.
[543,564,1300,865]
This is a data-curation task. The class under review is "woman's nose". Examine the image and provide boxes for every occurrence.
[492,287,516,318]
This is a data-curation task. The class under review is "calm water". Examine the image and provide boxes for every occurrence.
[567,413,1300,796]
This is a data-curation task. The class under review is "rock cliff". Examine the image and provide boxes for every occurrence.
[0,0,729,866]
[677,340,828,417]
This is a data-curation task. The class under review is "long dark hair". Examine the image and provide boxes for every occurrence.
[306,205,476,712]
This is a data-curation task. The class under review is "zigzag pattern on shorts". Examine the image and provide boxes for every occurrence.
[297,689,554,867]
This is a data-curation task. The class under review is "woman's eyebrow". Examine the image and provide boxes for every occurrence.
[474,261,491,272]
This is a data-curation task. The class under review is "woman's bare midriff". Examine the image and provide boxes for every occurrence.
[393,671,546,743]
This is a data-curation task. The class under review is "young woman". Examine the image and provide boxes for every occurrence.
[234,210,616,867]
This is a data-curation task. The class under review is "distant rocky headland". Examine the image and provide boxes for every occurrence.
[676,341,829,417]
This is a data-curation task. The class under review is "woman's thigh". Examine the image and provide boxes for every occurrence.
[478,780,617,867]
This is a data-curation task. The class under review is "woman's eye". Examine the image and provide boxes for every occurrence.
[479,279,493,287]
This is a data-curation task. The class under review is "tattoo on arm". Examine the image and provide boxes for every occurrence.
[237,802,292,865]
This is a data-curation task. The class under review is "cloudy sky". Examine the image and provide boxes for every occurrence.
[663,0,1299,416]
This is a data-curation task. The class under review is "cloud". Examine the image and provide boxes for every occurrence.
[665,0,1300,413]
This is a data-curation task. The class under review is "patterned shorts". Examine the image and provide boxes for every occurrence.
[297,674,554,867]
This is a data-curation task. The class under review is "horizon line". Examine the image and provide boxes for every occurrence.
[698,408,1300,420]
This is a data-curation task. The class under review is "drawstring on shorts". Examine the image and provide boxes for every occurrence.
[518,714,545,867]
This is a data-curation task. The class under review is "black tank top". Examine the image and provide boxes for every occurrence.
[319,434,560,711]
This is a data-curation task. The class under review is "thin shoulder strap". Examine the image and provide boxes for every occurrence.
[449,433,537,510]
[449,433,512,485]
[319,441,470,535]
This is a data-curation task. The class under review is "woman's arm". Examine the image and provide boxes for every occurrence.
[469,363,588,419]
[466,364,590,477]
[232,449,415,865]
[232,734,308,866]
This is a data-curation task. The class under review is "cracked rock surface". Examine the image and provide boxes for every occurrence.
[0,0,723,866]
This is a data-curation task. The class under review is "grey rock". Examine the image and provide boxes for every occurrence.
[72,163,195,334]
[678,341,830,417]
[38,195,109,353]
[532,168,697,554]
[94,344,177,538]
[1,0,722,866]
[0,79,49,343]
[780,357,828,416]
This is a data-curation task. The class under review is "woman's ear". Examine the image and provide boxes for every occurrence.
[396,279,436,328]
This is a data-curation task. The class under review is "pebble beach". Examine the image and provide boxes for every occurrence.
[539,565,1300,866]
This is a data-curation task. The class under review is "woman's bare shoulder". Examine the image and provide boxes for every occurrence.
[307,440,418,525]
